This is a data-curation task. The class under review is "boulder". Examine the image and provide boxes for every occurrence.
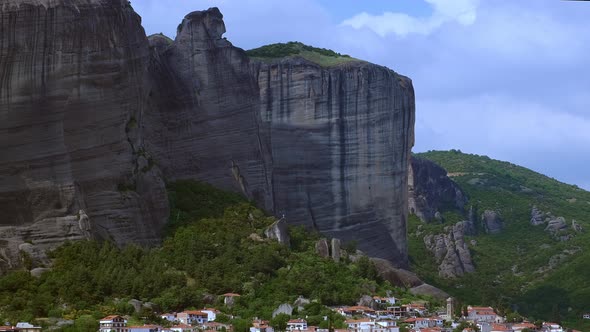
[264,218,291,247]
[315,239,330,258]
[331,239,341,263]
[293,296,310,311]
[357,295,378,310]
[545,217,568,234]
[481,210,503,234]
[272,303,294,317]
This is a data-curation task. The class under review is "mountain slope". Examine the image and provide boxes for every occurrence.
[410,150,590,329]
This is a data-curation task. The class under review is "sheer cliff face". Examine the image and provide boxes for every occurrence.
[0,0,168,270]
[0,4,415,269]
[143,8,273,210]
[252,59,415,264]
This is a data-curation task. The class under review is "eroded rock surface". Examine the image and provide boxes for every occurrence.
[1,5,415,269]
[408,157,467,222]
[0,0,168,272]
[423,220,475,278]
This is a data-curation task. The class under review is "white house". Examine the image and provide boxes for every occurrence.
[287,319,308,331]
[583,313,590,320]
[15,322,42,332]
[373,297,396,306]
[169,324,196,332]
[161,313,177,322]
[99,315,128,332]
[177,311,208,325]
[466,306,502,323]
[202,308,221,322]
[542,322,564,332]
[345,318,375,332]
[403,318,433,329]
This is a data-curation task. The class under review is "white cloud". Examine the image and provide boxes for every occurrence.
[341,0,479,37]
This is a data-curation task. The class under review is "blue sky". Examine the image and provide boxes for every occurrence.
[132,0,590,190]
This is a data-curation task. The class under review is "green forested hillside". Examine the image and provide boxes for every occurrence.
[411,150,590,330]
[0,181,428,330]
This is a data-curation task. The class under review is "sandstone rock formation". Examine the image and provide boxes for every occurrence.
[423,220,475,278]
[408,157,467,222]
[0,4,415,269]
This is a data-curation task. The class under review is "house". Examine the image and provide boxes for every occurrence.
[15,322,42,332]
[406,304,428,317]
[250,320,273,332]
[542,322,563,332]
[177,311,208,325]
[376,320,399,332]
[161,313,177,322]
[338,306,376,317]
[403,318,434,329]
[512,322,536,331]
[169,324,195,332]
[202,308,221,322]
[100,315,128,332]
[466,306,502,323]
[490,323,511,332]
[583,313,590,319]
[373,297,397,306]
[345,318,374,332]
[204,322,233,331]
[287,319,308,331]
[387,306,408,319]
[128,325,163,332]
[223,293,241,305]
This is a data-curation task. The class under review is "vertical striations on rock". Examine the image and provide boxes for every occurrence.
[0,0,169,271]
[251,57,415,266]
[0,5,416,269]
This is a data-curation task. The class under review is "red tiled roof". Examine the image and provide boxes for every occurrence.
[491,324,510,331]
[182,310,208,316]
[288,319,307,324]
[101,315,123,321]
[128,325,163,328]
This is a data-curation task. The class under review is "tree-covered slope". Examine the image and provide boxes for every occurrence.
[0,181,430,330]
[411,150,590,330]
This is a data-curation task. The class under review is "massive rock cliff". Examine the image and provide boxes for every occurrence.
[0,4,415,268]
[250,57,415,263]
[0,0,168,271]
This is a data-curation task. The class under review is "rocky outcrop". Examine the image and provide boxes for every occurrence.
[423,220,475,278]
[0,4,415,269]
[331,239,341,263]
[530,206,545,226]
[529,207,581,241]
[264,218,291,246]
[408,157,467,222]
[315,239,330,258]
[481,210,503,234]
[0,0,169,272]
[272,303,294,317]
